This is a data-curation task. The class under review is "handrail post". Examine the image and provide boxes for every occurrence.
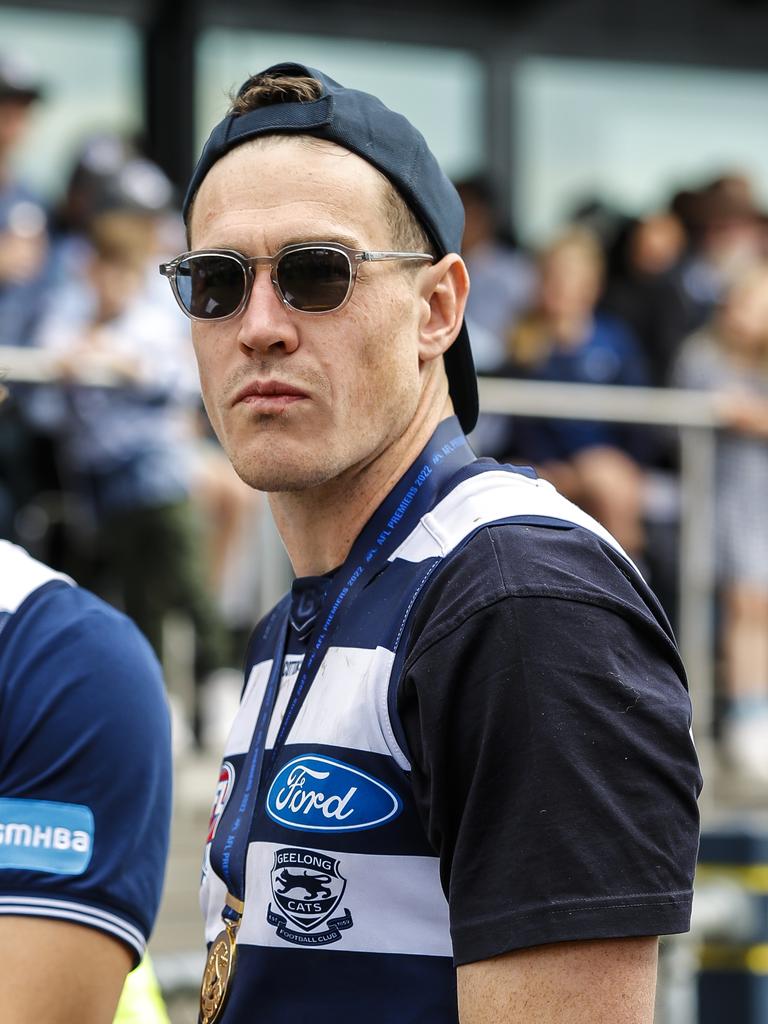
[678,424,717,817]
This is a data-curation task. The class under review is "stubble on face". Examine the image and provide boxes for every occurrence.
[210,307,421,496]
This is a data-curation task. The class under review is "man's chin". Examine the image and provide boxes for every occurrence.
[229,453,337,495]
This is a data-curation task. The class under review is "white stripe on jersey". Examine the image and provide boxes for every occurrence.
[226,660,274,755]
[0,895,145,958]
[226,648,405,765]
[0,541,72,615]
[206,841,451,958]
[286,646,404,763]
[222,657,306,756]
[389,470,633,566]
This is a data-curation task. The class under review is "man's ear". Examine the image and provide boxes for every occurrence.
[417,254,470,363]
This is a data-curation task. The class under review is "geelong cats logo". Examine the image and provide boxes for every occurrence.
[267,847,353,945]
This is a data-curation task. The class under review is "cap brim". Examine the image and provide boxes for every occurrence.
[444,320,479,435]
[0,86,43,103]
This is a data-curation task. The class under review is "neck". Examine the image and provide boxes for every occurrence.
[269,395,455,578]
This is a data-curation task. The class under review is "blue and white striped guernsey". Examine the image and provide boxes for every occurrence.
[0,540,172,964]
[200,417,649,1024]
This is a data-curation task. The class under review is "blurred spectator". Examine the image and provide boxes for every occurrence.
[672,263,768,783]
[673,171,768,329]
[0,53,57,543]
[455,173,537,459]
[501,225,653,560]
[601,208,697,389]
[454,173,537,372]
[29,168,237,753]
[568,195,631,260]
[0,53,48,347]
[45,131,189,300]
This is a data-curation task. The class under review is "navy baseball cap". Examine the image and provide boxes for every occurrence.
[183,61,478,434]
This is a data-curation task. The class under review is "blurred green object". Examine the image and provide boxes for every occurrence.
[114,954,171,1024]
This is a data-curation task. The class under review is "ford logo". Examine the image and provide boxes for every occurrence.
[265,755,402,833]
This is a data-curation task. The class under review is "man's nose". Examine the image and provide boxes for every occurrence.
[235,267,299,356]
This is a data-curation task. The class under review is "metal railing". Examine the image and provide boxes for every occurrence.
[1,347,722,808]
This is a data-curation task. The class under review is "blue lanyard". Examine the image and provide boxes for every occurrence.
[211,417,474,917]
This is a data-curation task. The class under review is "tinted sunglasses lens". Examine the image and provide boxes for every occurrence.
[175,255,246,319]
[277,247,352,312]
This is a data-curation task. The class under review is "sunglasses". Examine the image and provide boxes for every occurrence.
[159,242,434,321]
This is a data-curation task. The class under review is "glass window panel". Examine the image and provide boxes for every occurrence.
[197,29,484,182]
[515,57,768,245]
[0,5,140,201]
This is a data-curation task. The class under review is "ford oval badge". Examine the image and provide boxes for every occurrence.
[266,755,402,832]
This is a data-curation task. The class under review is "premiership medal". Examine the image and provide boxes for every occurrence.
[198,896,243,1024]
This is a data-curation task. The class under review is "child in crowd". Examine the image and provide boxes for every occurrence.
[31,204,237,752]
[501,225,653,559]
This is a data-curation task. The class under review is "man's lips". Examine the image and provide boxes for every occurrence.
[231,379,309,408]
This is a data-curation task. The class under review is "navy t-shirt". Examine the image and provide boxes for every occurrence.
[0,551,172,964]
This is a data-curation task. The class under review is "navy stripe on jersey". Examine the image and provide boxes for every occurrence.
[223,946,458,1024]
[254,744,437,857]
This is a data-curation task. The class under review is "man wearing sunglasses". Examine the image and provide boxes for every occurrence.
[167,63,701,1024]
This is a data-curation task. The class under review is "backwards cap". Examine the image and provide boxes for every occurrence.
[183,61,478,434]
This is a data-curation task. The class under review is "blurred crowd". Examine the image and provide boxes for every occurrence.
[457,167,768,788]
[0,54,262,757]
[3,52,768,786]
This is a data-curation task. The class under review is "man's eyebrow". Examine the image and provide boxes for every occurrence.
[278,233,361,249]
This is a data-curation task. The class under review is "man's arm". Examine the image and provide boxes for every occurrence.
[0,918,132,1024]
[457,937,658,1024]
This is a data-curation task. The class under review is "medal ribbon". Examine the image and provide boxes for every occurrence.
[210,416,475,919]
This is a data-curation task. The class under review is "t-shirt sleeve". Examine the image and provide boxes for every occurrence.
[396,524,702,966]
[0,581,173,965]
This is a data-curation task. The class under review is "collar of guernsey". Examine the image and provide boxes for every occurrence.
[209,415,476,915]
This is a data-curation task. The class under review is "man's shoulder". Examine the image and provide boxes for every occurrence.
[425,514,648,603]
[0,540,72,617]
[0,540,131,639]
[0,542,163,701]
[394,462,630,568]
[407,511,670,659]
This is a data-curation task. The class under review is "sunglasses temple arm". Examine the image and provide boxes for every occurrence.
[362,252,434,263]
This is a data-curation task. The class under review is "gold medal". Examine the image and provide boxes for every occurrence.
[199,895,244,1024]
[199,923,236,1024]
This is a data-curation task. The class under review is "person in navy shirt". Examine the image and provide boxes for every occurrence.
[0,537,172,1023]
[502,225,655,560]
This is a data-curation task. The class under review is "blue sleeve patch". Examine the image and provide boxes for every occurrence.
[0,799,94,875]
